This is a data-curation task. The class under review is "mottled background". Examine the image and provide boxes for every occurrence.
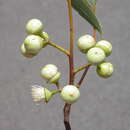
[0,0,130,130]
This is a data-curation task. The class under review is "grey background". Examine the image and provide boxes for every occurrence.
[0,0,130,130]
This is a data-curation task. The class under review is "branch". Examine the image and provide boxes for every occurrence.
[63,104,71,130]
[67,0,74,84]
[63,0,75,130]
[48,42,70,56]
[77,65,91,88]
[74,64,91,75]
[55,82,62,91]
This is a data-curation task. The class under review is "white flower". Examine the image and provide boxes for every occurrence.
[31,85,45,102]
[31,85,52,102]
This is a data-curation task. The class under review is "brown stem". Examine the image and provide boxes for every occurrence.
[77,65,91,88]
[67,0,74,84]
[92,6,96,40]
[93,27,96,40]
[63,0,74,130]
[74,64,91,75]
[63,103,71,130]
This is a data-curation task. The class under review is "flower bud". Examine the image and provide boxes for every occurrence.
[24,35,44,54]
[97,62,114,78]
[77,34,96,53]
[96,40,112,56]
[60,85,80,104]
[48,72,61,84]
[86,47,106,64]
[26,19,43,35]
[41,64,61,84]
[20,43,36,58]
[31,85,52,102]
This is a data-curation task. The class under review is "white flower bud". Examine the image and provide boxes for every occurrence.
[86,47,106,64]
[97,62,114,78]
[60,85,80,104]
[26,19,43,35]
[21,43,36,58]
[24,35,44,54]
[41,64,61,84]
[96,40,112,56]
[77,34,96,53]
[48,72,61,84]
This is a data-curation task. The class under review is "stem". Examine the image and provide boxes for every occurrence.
[55,82,62,90]
[64,0,74,130]
[92,6,96,40]
[93,27,96,40]
[74,64,91,75]
[51,90,61,95]
[48,42,70,56]
[77,65,91,88]
[64,104,71,130]
[67,0,74,84]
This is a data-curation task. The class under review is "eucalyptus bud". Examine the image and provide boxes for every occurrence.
[24,35,44,54]
[97,62,114,78]
[60,85,80,104]
[77,34,96,53]
[86,47,106,64]
[26,19,43,35]
[96,40,112,56]
[20,43,36,58]
[41,64,61,84]
[48,72,61,84]
[31,85,52,102]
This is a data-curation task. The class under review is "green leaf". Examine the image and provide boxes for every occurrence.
[87,0,96,7]
[72,0,102,33]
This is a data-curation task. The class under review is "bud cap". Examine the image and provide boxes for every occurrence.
[96,40,112,56]
[26,19,43,35]
[21,43,36,58]
[24,35,44,54]
[77,34,96,53]
[41,64,58,81]
[61,85,80,104]
[86,47,106,64]
[97,62,114,78]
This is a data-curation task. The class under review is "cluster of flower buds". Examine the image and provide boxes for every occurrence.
[31,64,61,103]
[21,20,114,105]
[31,64,80,104]
[20,19,80,104]
[77,34,114,78]
[21,19,50,58]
